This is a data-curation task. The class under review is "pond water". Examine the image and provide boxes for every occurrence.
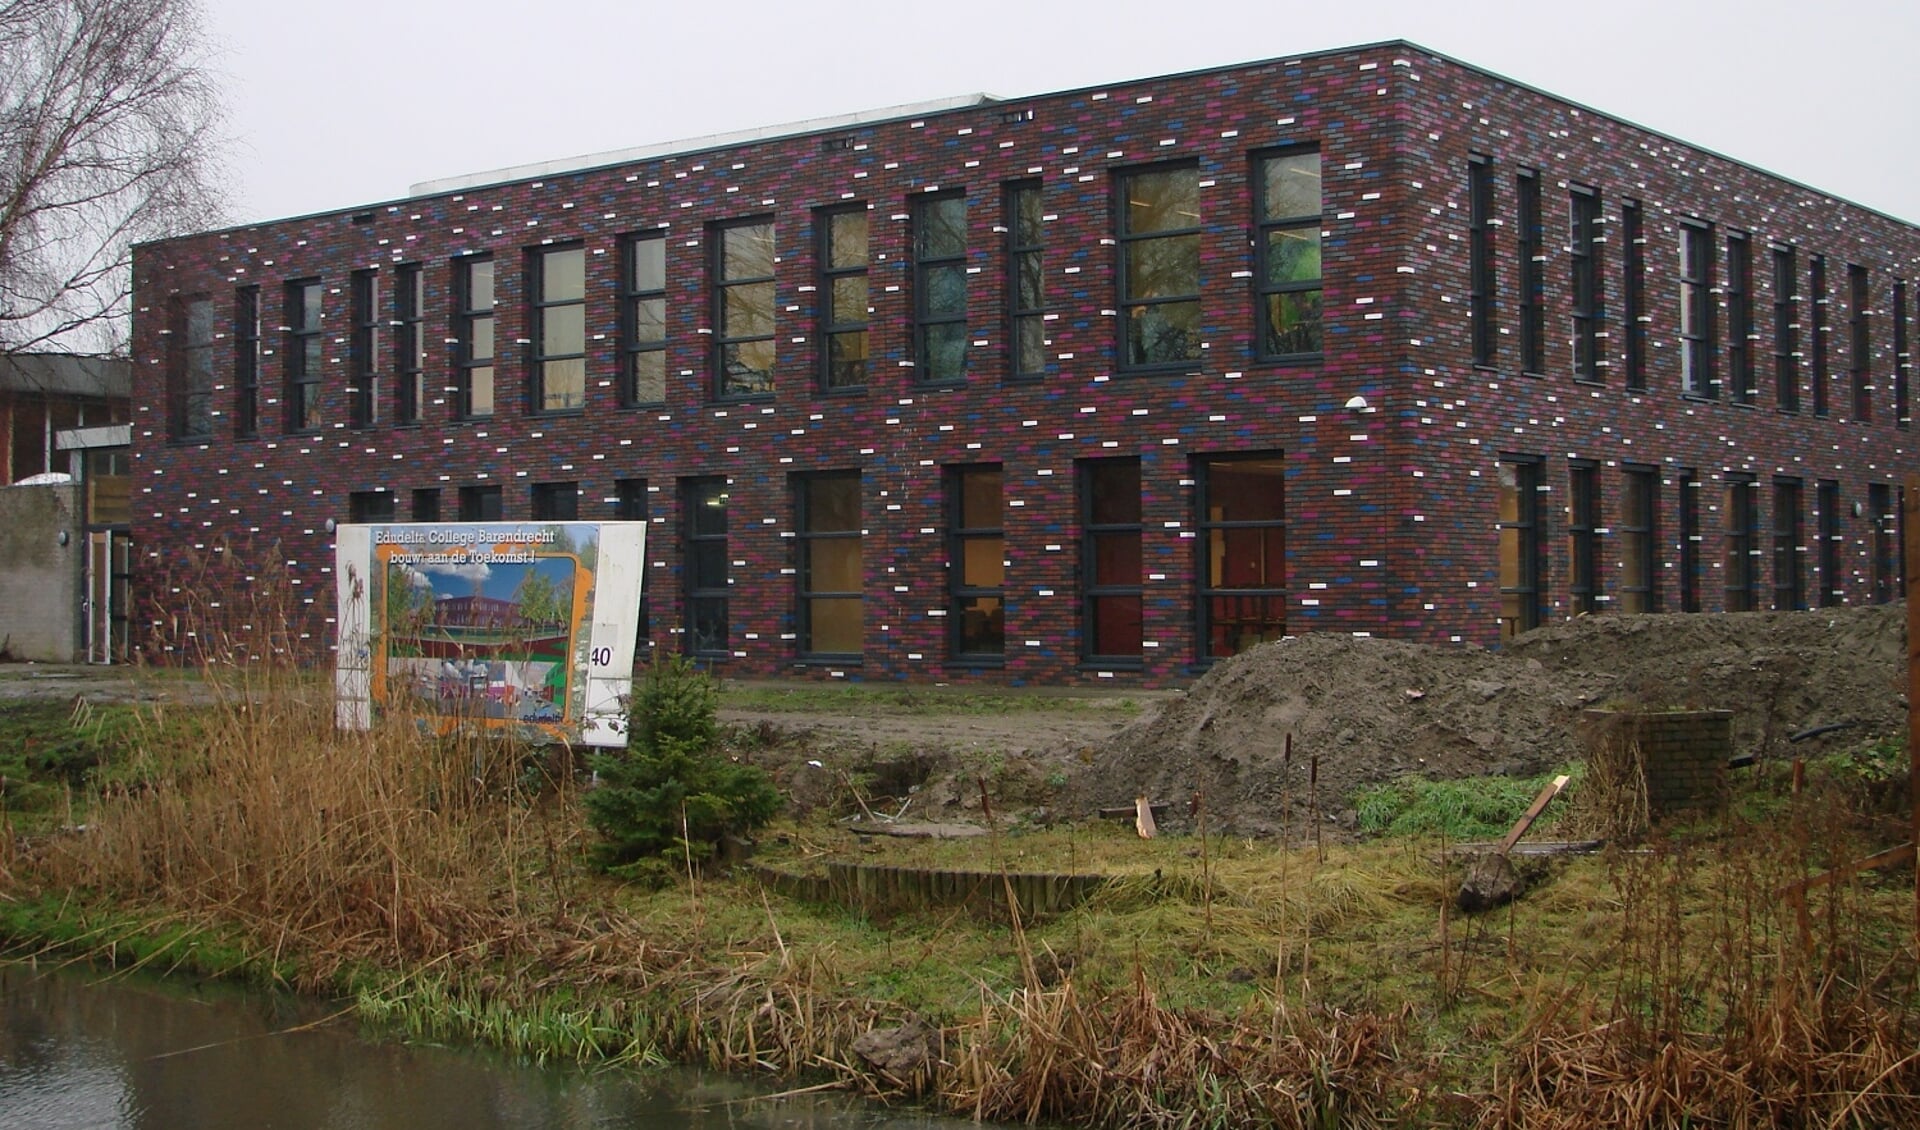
[0,962,986,1129]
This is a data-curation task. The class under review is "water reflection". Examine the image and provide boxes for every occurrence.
[0,963,984,1129]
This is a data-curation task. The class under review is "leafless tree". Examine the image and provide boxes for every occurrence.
[0,0,225,354]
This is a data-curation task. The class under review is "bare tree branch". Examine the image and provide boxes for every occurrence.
[0,0,226,354]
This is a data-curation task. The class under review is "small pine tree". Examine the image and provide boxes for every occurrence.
[583,655,780,880]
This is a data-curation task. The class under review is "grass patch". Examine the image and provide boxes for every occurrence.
[1352,765,1583,840]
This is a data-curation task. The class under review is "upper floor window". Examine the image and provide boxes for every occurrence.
[1811,254,1829,417]
[914,193,968,384]
[1772,244,1799,413]
[713,219,776,399]
[1622,199,1646,390]
[1569,186,1602,382]
[1118,166,1200,369]
[285,279,324,432]
[349,269,380,429]
[1896,278,1911,428]
[1516,169,1544,375]
[1678,220,1715,398]
[1468,154,1497,367]
[1849,263,1871,422]
[168,295,214,440]
[456,257,495,418]
[233,286,259,437]
[1006,181,1045,379]
[1727,233,1753,404]
[622,233,667,406]
[533,245,586,412]
[819,207,869,391]
[1257,149,1323,360]
[395,264,426,425]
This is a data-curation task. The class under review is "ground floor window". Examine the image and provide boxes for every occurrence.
[1724,475,1759,612]
[1195,454,1286,661]
[947,465,1004,663]
[796,472,862,658]
[1568,461,1599,615]
[411,488,440,522]
[683,477,729,657]
[1678,470,1701,612]
[1497,456,1544,640]
[1080,458,1142,663]
[1772,478,1803,611]
[1618,466,1658,613]
[615,479,651,645]
[458,485,501,522]
[1817,480,1842,607]
[531,480,578,521]
[1870,482,1896,603]
[348,490,395,524]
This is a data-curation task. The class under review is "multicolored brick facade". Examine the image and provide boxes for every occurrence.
[130,41,1917,685]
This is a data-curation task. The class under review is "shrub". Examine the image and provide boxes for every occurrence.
[583,656,780,880]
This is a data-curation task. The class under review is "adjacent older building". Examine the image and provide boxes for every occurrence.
[129,41,1915,683]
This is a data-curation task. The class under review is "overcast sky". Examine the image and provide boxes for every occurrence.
[201,0,1920,226]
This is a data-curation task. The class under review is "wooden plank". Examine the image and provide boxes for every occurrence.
[1775,842,1917,899]
[1496,774,1571,856]
[1135,795,1158,839]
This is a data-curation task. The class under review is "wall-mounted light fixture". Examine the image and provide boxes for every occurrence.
[1344,395,1369,412]
[57,529,69,546]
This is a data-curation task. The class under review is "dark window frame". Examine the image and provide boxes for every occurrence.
[1005,180,1045,381]
[395,264,426,425]
[1622,199,1647,390]
[1817,479,1843,607]
[411,487,440,522]
[1569,186,1603,383]
[530,480,579,521]
[1771,477,1803,611]
[1116,163,1202,372]
[1568,460,1600,614]
[711,217,777,401]
[620,231,668,407]
[169,294,215,440]
[1254,146,1323,362]
[1811,254,1829,418]
[795,471,864,660]
[1723,473,1760,612]
[613,478,652,645]
[1727,232,1754,405]
[1619,464,1659,613]
[946,464,1006,665]
[913,191,969,385]
[1468,154,1497,368]
[1195,454,1289,663]
[1678,469,1702,613]
[1079,457,1144,665]
[1498,455,1545,639]
[682,477,730,658]
[284,278,324,433]
[457,484,502,522]
[1849,264,1871,422]
[1869,482,1896,603]
[349,268,380,429]
[348,489,395,524]
[455,256,496,420]
[1895,278,1911,428]
[233,285,259,438]
[818,205,870,392]
[1679,220,1715,398]
[1516,169,1545,375]
[1772,244,1799,412]
[531,243,587,414]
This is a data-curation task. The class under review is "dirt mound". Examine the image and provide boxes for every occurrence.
[1067,604,1907,838]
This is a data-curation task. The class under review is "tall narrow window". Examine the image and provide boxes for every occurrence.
[411,487,440,522]
[621,233,667,406]
[1811,255,1829,417]
[683,477,729,656]
[1619,465,1658,613]
[613,478,652,646]
[1773,244,1799,412]
[1723,474,1759,612]
[1006,181,1045,379]
[819,207,869,390]
[1896,279,1911,427]
[713,219,776,398]
[1869,482,1895,603]
[285,280,324,432]
[1622,200,1647,390]
[395,264,425,425]
[531,480,578,520]
[348,490,395,524]
[1771,477,1803,611]
[533,245,586,412]
[1081,458,1143,662]
[948,465,1005,663]
[1849,264,1871,422]
[1727,233,1753,404]
[1516,169,1544,374]
[169,296,214,439]
[1569,187,1602,382]
[1197,455,1287,661]
[349,269,380,429]
[796,472,863,658]
[1256,148,1323,359]
[1679,221,1715,398]
[1469,154,1497,367]
[457,484,501,521]
[456,257,495,418]
[1817,480,1842,607]
[1568,461,1600,614]
[1678,470,1701,612]
[233,286,259,437]
[1498,457,1544,640]
[914,193,967,384]
[1118,166,1200,368]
